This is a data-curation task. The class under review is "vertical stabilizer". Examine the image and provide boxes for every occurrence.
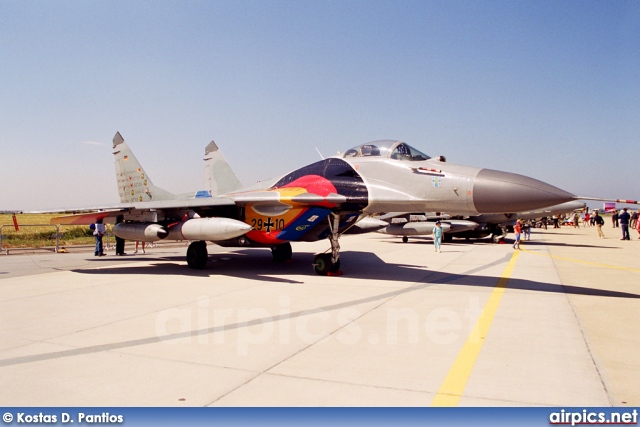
[204,140,243,195]
[113,132,176,203]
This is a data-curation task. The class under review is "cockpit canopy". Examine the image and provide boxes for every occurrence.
[342,140,430,161]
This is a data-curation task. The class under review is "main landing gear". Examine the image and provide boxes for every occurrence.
[314,213,342,276]
[271,242,292,263]
[187,241,208,269]
[491,226,508,243]
[185,214,347,275]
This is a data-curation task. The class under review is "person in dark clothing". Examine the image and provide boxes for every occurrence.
[619,208,631,240]
[115,215,126,255]
[593,211,605,238]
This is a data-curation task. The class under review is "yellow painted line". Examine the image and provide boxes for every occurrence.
[431,250,520,407]
[521,248,640,273]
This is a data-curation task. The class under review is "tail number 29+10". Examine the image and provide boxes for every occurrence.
[251,217,285,233]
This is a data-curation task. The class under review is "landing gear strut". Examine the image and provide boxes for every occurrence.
[314,213,342,276]
[187,241,208,269]
[271,242,292,262]
[491,226,507,243]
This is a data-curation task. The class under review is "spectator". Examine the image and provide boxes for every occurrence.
[115,215,126,256]
[93,219,106,257]
[433,221,443,253]
[523,220,531,240]
[134,241,146,254]
[593,211,605,239]
[513,219,522,250]
[619,208,631,240]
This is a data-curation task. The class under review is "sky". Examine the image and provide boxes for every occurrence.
[1,0,638,211]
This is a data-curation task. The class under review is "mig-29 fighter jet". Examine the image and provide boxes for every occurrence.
[52,133,622,275]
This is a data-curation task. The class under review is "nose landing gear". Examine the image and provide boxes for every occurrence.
[313,213,343,276]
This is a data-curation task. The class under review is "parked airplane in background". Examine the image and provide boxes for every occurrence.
[378,200,587,243]
[51,133,635,275]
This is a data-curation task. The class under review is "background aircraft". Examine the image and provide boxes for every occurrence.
[51,133,632,275]
[378,200,587,243]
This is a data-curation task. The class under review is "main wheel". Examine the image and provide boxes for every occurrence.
[187,241,208,269]
[491,226,507,244]
[402,236,409,243]
[271,242,292,263]
[313,253,340,275]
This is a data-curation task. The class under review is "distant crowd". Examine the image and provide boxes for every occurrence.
[545,208,639,241]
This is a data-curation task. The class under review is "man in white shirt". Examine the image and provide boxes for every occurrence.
[93,219,106,256]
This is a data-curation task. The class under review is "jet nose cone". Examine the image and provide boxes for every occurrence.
[472,169,574,214]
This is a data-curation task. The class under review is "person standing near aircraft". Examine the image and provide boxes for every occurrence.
[593,211,605,238]
[513,219,522,250]
[433,221,443,253]
[134,241,146,254]
[93,219,106,256]
[540,216,548,230]
[619,208,631,240]
[115,215,126,256]
[522,220,531,240]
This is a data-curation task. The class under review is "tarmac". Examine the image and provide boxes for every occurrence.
[1,224,638,407]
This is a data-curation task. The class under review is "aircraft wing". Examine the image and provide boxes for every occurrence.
[50,197,237,225]
[51,210,125,225]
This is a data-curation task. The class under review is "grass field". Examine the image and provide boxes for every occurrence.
[0,213,96,248]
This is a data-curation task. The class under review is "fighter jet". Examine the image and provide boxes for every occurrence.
[378,200,587,243]
[51,134,629,275]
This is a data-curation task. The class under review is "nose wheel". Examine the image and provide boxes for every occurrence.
[313,253,341,275]
[314,213,343,276]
